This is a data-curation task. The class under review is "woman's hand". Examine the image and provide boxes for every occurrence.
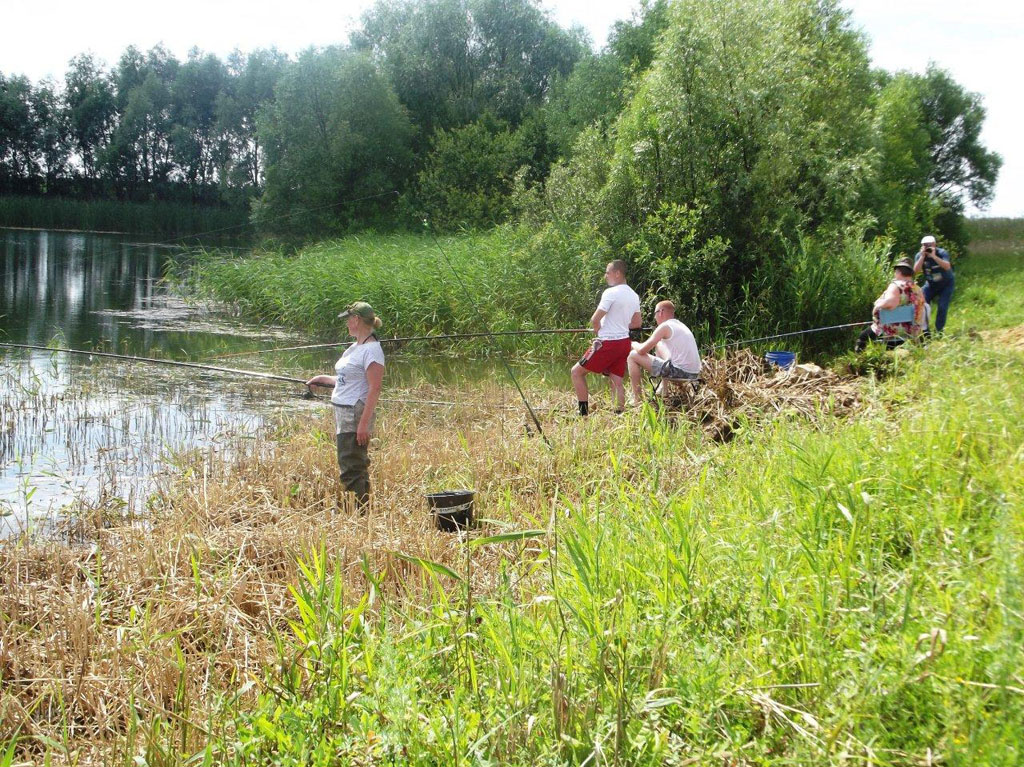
[356,421,371,446]
[306,375,335,388]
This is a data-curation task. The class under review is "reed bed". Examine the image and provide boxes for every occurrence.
[189,227,601,356]
[0,196,249,238]
[2,339,1022,765]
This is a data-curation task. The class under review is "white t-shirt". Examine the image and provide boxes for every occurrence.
[596,283,641,340]
[332,340,385,407]
[656,318,701,374]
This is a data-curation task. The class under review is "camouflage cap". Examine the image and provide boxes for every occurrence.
[337,301,376,322]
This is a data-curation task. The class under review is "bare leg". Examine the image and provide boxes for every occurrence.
[571,363,589,402]
[627,355,644,402]
[627,350,655,402]
[608,374,626,411]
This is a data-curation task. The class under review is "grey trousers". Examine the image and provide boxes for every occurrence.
[336,431,370,509]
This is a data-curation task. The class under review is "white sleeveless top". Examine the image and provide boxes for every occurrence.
[656,319,701,374]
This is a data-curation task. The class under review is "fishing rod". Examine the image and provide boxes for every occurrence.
[205,326,627,360]
[424,221,551,445]
[0,341,513,409]
[709,321,872,353]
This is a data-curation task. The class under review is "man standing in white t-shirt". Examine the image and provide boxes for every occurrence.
[571,260,642,416]
[627,299,701,403]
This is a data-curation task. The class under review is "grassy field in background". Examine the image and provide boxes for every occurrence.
[956,218,1024,331]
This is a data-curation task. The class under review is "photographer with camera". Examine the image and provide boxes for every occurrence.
[913,235,954,334]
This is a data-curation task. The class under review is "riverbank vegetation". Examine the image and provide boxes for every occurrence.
[0,196,249,237]
[192,222,891,355]
[2,0,1000,250]
[2,323,1022,764]
[181,0,1002,345]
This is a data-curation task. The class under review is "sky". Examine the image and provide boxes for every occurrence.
[2,0,1021,217]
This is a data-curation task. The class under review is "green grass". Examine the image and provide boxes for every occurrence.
[214,339,1022,765]
[0,195,251,237]
[4,222,1022,765]
[955,218,1024,331]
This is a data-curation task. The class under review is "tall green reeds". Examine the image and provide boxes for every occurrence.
[0,196,250,237]
[192,226,603,355]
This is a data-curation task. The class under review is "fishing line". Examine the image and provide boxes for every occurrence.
[708,321,871,353]
[0,341,513,409]
[423,221,551,445]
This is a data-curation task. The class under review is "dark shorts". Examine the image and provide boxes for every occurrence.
[651,357,699,380]
[579,337,631,378]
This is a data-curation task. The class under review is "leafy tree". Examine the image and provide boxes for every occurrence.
[415,117,531,229]
[918,65,1002,211]
[605,0,875,248]
[868,67,1001,253]
[607,0,670,75]
[0,74,37,181]
[105,46,179,193]
[170,50,229,190]
[30,79,71,186]
[355,0,478,142]
[469,0,585,123]
[216,48,287,193]
[543,53,626,156]
[256,47,414,235]
[64,53,116,181]
[355,0,583,141]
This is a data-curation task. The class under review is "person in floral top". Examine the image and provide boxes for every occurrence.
[855,258,925,351]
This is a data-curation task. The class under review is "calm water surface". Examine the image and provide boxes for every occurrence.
[0,228,566,533]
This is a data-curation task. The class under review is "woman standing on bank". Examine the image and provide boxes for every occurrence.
[306,301,385,509]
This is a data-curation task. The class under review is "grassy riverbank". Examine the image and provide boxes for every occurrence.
[1,222,1021,765]
[2,342,1023,763]
[0,196,251,238]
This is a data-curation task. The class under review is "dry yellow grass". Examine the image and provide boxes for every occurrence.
[0,359,866,762]
[981,322,1024,352]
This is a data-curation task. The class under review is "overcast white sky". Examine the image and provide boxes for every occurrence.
[2,0,1021,216]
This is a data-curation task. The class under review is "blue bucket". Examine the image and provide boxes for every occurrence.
[765,350,796,369]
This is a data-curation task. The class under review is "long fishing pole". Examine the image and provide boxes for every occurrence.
[423,221,551,445]
[206,317,869,365]
[0,341,505,409]
[709,321,871,352]
[205,326,612,360]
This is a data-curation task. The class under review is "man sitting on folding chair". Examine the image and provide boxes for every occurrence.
[627,300,702,404]
[855,257,926,351]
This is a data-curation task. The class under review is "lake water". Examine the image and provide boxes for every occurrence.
[0,228,326,533]
[0,228,568,534]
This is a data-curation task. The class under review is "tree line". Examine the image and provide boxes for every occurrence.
[0,0,1000,255]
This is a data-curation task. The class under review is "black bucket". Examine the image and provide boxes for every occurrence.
[426,489,475,532]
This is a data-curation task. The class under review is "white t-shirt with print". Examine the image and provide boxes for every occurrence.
[332,340,385,406]
[596,283,641,340]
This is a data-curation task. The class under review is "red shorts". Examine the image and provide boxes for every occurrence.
[579,337,631,378]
